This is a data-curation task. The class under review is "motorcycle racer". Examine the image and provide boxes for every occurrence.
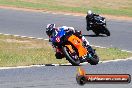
[86,10,110,36]
[86,10,99,31]
[46,24,91,60]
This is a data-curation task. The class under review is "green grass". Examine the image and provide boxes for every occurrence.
[0,34,68,67]
[95,47,132,61]
[0,34,132,67]
[0,0,132,17]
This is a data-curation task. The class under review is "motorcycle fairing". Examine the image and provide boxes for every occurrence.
[68,35,87,57]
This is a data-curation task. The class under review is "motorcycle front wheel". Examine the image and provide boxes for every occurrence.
[87,46,99,65]
[89,53,99,65]
[103,27,110,36]
[62,45,80,66]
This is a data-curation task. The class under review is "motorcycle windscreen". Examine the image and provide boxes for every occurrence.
[68,35,87,57]
[57,28,66,38]
[51,28,66,43]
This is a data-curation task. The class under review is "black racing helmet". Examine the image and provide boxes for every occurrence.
[46,24,56,36]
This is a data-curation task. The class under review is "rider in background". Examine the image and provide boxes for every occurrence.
[86,10,99,31]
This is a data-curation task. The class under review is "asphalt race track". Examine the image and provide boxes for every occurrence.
[0,60,132,88]
[0,8,132,88]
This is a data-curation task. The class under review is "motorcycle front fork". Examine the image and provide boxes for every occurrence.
[80,45,95,62]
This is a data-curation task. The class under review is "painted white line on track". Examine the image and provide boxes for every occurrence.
[28,37,35,38]
[100,57,132,63]
[121,50,132,53]
[64,13,71,16]
[14,35,21,37]
[21,36,27,38]
[91,44,132,53]
[4,34,10,36]
[0,57,132,70]
[37,38,43,40]
[44,39,49,40]
[91,45,106,49]
[52,64,60,66]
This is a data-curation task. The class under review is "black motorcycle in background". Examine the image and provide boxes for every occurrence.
[87,16,110,36]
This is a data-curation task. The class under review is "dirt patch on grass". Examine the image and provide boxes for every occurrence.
[18,0,132,10]
[0,38,44,49]
[0,6,132,21]
[5,39,30,43]
[20,0,91,7]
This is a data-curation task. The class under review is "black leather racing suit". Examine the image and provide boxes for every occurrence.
[86,13,99,31]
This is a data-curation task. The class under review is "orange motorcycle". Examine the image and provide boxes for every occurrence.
[51,28,99,66]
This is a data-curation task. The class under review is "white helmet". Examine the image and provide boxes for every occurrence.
[87,10,92,15]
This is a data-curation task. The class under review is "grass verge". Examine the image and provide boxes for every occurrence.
[0,34,132,67]
[0,0,132,17]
